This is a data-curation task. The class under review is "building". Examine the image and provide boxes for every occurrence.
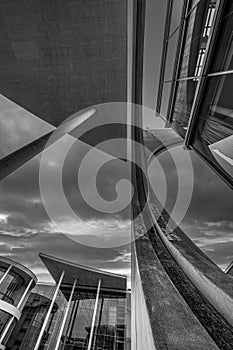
[131,0,233,349]
[0,254,130,350]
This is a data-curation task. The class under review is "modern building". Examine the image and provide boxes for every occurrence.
[131,0,233,349]
[0,254,130,350]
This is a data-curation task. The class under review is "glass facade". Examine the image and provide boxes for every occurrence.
[58,289,126,350]
[171,0,217,134]
[158,0,233,187]
[6,284,66,350]
[193,74,233,182]
[0,310,11,335]
[0,270,24,306]
[6,285,128,350]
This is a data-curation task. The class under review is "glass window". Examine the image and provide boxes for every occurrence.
[164,30,179,81]
[178,0,217,80]
[0,266,6,282]
[193,74,233,184]
[209,2,233,73]
[172,78,198,137]
[59,291,126,350]
[0,310,11,335]
[0,270,25,306]
[169,0,184,36]
[6,284,57,350]
[161,82,172,119]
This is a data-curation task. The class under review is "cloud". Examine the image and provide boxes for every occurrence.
[180,220,233,270]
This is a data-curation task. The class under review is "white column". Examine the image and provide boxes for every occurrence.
[0,278,34,346]
[0,265,12,285]
[17,278,34,309]
[54,278,77,350]
[87,279,101,350]
[34,270,65,350]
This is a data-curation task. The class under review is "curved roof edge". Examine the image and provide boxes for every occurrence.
[0,256,37,286]
[39,252,127,291]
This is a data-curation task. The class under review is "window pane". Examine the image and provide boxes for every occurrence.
[209,2,233,73]
[178,0,217,80]
[161,82,172,119]
[172,78,198,137]
[169,0,184,36]
[164,30,179,81]
[193,74,233,184]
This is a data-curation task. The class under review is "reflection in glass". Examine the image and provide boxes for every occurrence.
[0,310,11,335]
[178,0,215,80]
[209,2,233,73]
[7,285,127,350]
[161,82,172,119]
[164,30,179,81]
[59,290,126,350]
[172,78,198,137]
[0,270,25,306]
[193,74,233,183]
[169,0,184,38]
[169,0,217,136]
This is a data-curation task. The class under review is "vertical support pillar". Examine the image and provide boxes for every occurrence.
[34,270,65,350]
[54,278,77,350]
[87,279,101,350]
[0,265,12,285]
[18,278,34,310]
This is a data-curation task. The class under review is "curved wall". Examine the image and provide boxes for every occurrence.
[0,257,37,350]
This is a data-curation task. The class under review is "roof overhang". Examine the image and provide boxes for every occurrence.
[39,252,127,291]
